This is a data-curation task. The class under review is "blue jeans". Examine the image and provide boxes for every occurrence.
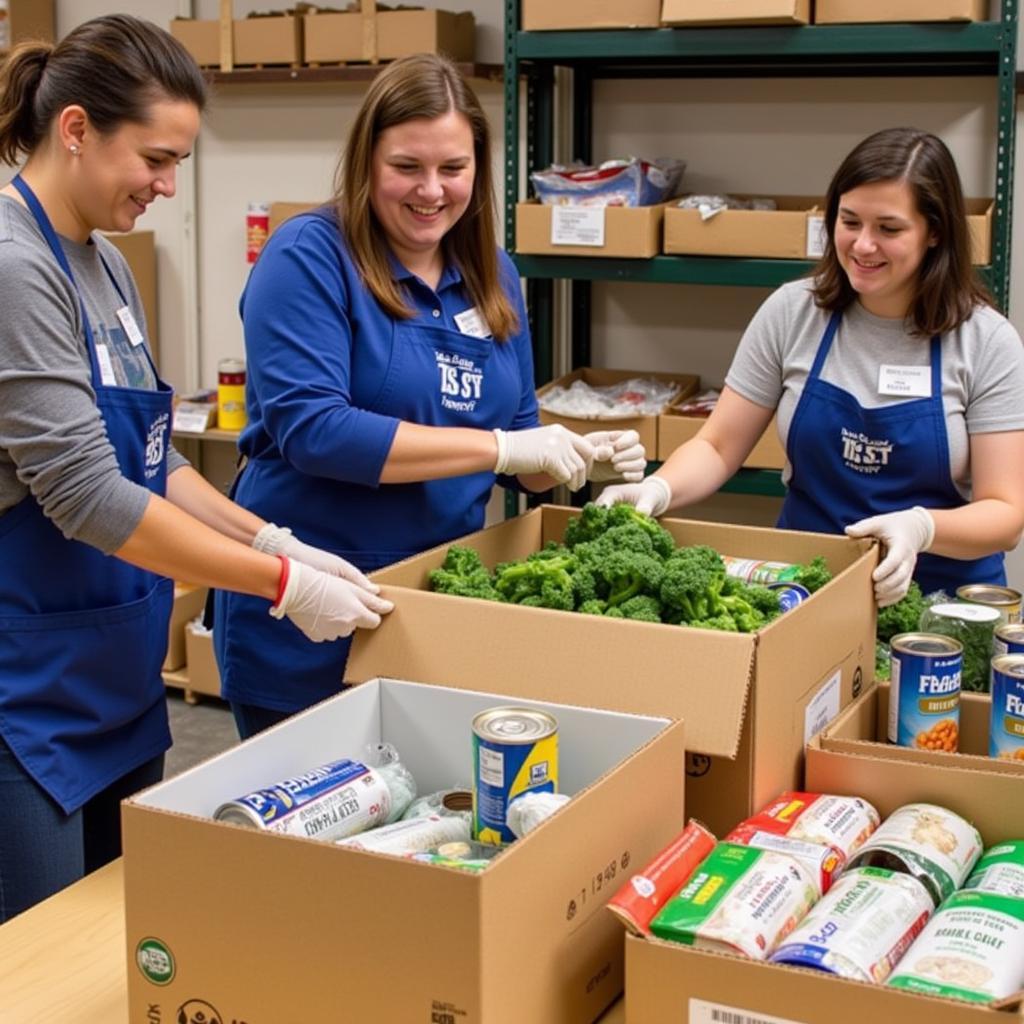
[0,736,164,923]
[230,701,293,740]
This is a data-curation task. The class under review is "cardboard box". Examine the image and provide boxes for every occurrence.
[169,16,303,67]
[657,411,786,468]
[662,0,810,25]
[304,9,475,64]
[967,198,993,265]
[538,367,700,455]
[269,200,319,236]
[355,506,877,835]
[5,0,55,46]
[815,0,987,23]
[104,231,159,366]
[184,621,221,698]
[163,585,207,672]
[664,196,824,259]
[522,0,662,30]
[621,682,1024,1024]
[124,678,686,1024]
[516,199,674,259]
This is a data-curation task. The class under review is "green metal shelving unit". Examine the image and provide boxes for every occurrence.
[503,2,1017,511]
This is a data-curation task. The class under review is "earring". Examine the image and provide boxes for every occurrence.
[68,144,80,156]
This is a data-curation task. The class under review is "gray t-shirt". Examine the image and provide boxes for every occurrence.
[726,278,1024,499]
[0,194,188,553]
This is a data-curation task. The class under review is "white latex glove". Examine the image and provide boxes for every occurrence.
[845,506,935,608]
[494,425,595,492]
[583,429,648,483]
[270,558,394,642]
[594,475,673,517]
[253,523,379,593]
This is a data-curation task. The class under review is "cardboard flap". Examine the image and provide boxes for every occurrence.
[347,588,753,759]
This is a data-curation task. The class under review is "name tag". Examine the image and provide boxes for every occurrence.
[116,306,145,347]
[95,343,118,386]
[453,306,492,339]
[878,364,931,398]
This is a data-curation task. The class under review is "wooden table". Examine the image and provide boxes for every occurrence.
[0,861,626,1023]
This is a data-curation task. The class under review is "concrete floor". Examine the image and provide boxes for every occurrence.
[165,688,239,777]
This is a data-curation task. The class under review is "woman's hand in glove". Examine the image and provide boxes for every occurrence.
[594,475,673,517]
[493,425,595,491]
[253,523,379,593]
[845,506,935,607]
[584,429,648,483]
[270,558,394,642]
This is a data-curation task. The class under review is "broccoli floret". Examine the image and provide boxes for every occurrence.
[606,503,676,560]
[617,594,663,622]
[876,582,925,644]
[659,545,727,623]
[578,599,608,616]
[689,613,740,632]
[720,596,768,633]
[875,641,891,681]
[564,503,611,549]
[745,584,783,620]
[428,545,500,601]
[604,606,625,618]
[493,553,576,611]
[794,556,832,593]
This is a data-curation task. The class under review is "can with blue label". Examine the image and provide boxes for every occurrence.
[472,706,558,846]
[767,581,811,614]
[888,633,962,751]
[993,623,1024,659]
[990,653,1024,762]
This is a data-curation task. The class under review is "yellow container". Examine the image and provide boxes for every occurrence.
[217,358,247,431]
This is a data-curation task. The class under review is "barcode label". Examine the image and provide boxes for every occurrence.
[690,998,808,1024]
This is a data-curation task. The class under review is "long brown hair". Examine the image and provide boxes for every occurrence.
[0,13,206,167]
[333,53,518,341]
[812,127,991,335]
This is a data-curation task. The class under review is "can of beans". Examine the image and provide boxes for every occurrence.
[993,623,1024,659]
[888,633,962,751]
[956,584,1022,626]
[246,201,270,264]
[989,653,1024,761]
[217,358,247,432]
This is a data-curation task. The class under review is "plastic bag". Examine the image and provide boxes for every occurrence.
[531,157,686,208]
[538,376,682,419]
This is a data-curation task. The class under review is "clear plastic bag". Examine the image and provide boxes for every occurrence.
[538,376,682,419]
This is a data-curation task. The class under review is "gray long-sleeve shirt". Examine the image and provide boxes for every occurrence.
[0,194,188,553]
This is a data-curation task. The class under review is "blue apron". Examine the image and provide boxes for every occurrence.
[778,309,1005,595]
[0,175,173,814]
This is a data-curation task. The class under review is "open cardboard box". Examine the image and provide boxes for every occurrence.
[621,682,1024,1024]
[523,0,663,30]
[657,410,785,468]
[169,15,302,67]
[354,506,877,835]
[662,0,810,25]
[516,199,675,259]
[303,8,475,64]
[162,584,206,672]
[123,678,685,1024]
[815,0,987,23]
[538,367,700,454]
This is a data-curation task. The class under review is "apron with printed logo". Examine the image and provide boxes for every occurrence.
[778,309,1004,596]
[0,175,173,814]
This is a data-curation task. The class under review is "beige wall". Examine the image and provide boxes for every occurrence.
[50,1,1024,583]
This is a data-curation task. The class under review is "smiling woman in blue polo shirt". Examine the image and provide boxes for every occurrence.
[214,54,647,738]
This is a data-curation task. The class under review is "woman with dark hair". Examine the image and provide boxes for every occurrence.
[0,14,391,921]
[599,127,1024,607]
[214,53,646,738]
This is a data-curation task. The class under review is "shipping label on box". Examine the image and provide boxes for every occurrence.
[517,200,672,258]
[124,679,685,1024]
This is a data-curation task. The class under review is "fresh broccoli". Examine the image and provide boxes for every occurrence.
[876,582,925,644]
[875,641,891,681]
[578,599,608,616]
[493,553,576,611]
[689,612,740,632]
[616,594,663,622]
[794,556,832,593]
[564,503,611,549]
[604,606,625,619]
[659,545,728,623]
[602,549,664,607]
[570,533,663,608]
[428,545,501,601]
[605,503,676,560]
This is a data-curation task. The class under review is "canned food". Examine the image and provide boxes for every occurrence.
[989,653,1024,761]
[889,633,962,750]
[846,803,983,907]
[963,841,1024,899]
[721,557,802,586]
[888,891,1024,1002]
[246,200,270,264]
[956,584,1022,626]
[724,826,842,897]
[918,603,999,693]
[217,357,247,431]
[770,866,933,983]
[214,757,394,842]
[993,623,1024,659]
[472,707,557,846]
[650,842,818,960]
[336,813,470,855]
[766,582,811,613]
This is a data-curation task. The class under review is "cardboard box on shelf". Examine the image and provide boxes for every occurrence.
[184,621,221,698]
[169,18,220,66]
[169,15,303,67]
[124,678,686,1024]
[815,0,987,23]
[657,410,786,468]
[663,196,824,259]
[516,199,674,259]
[354,506,877,835]
[538,368,700,454]
[303,9,475,64]
[662,0,810,25]
[103,231,159,366]
[268,201,319,236]
[5,0,55,46]
[967,198,993,265]
[621,682,1024,1024]
[522,0,662,30]
[163,585,207,672]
